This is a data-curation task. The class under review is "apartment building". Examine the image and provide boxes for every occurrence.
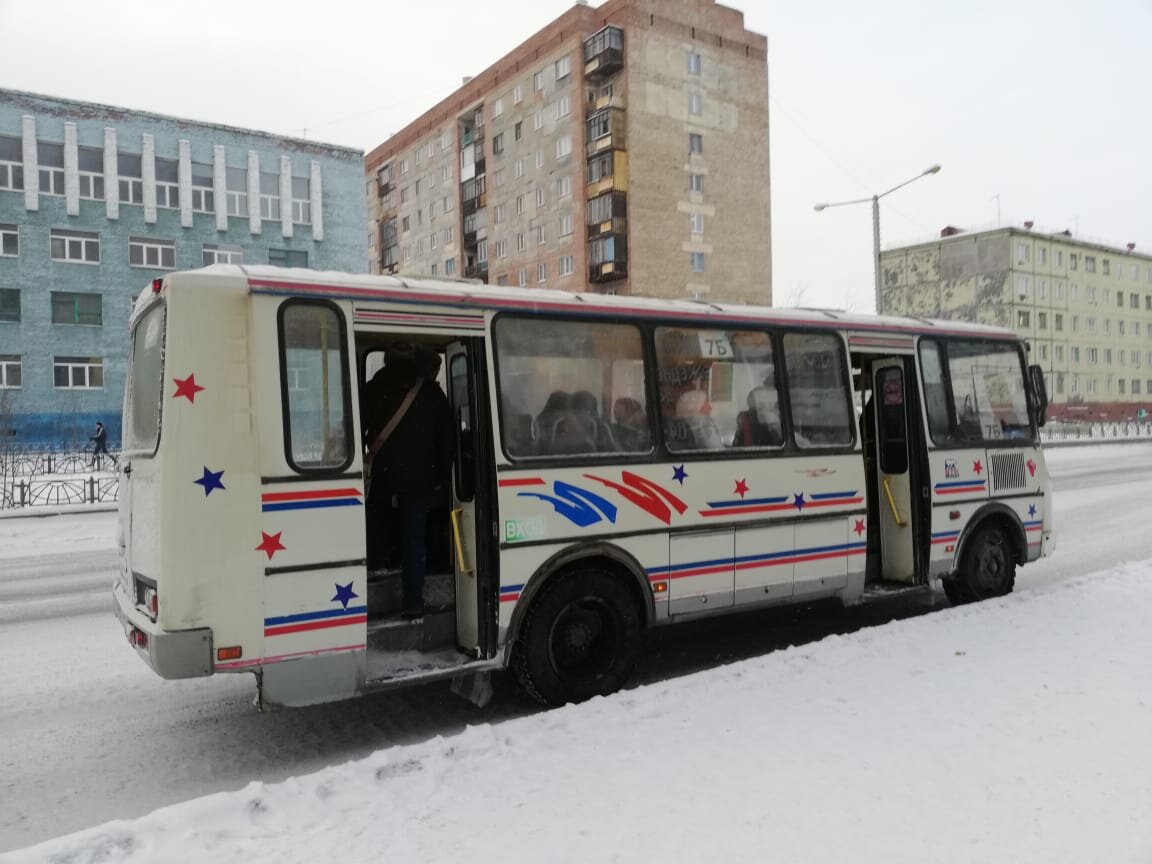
[881,224,1152,421]
[365,0,770,304]
[0,89,366,447]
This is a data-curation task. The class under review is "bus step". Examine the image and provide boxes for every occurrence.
[366,607,456,653]
[862,581,933,603]
[366,570,456,617]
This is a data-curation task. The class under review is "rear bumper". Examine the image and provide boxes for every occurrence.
[113,580,213,679]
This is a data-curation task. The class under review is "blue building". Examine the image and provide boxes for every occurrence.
[0,89,366,448]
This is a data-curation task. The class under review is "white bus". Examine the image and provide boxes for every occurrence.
[114,266,1053,709]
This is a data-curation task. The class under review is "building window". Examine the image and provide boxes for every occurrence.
[118,153,144,205]
[38,141,65,196]
[202,244,243,265]
[518,268,527,287]
[1016,242,1030,263]
[555,55,571,80]
[537,188,545,208]
[559,214,573,236]
[430,231,438,250]
[444,226,454,243]
[1038,311,1047,330]
[515,195,524,215]
[556,135,572,159]
[260,172,281,220]
[0,224,17,257]
[401,216,410,232]
[514,84,523,104]
[689,133,703,154]
[1054,313,1063,332]
[77,147,104,200]
[688,93,702,115]
[50,229,100,264]
[190,162,214,213]
[292,177,311,224]
[226,166,247,217]
[1038,247,1047,265]
[495,240,508,259]
[155,158,180,209]
[493,168,506,188]
[51,291,102,326]
[1116,290,1123,307]
[269,248,308,268]
[129,237,176,270]
[1055,250,1063,267]
[537,262,547,283]
[688,51,702,75]
[691,251,706,272]
[533,110,543,131]
[557,175,572,198]
[689,172,703,193]
[0,289,19,322]
[517,233,526,253]
[537,225,546,246]
[493,132,505,155]
[0,355,20,388]
[1069,253,1078,270]
[690,213,704,235]
[493,204,506,223]
[1131,292,1140,309]
[533,70,544,91]
[1085,256,1096,273]
[558,255,573,277]
[54,356,103,389]
[1102,259,1110,276]
[0,136,23,191]
[536,149,544,168]
[446,258,456,276]
[556,94,571,118]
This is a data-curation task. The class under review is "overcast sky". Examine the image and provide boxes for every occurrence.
[2,0,1150,311]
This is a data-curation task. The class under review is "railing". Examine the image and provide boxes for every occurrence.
[1,447,120,510]
[1041,421,1152,443]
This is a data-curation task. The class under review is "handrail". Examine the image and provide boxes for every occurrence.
[882,476,907,527]
[450,507,473,577]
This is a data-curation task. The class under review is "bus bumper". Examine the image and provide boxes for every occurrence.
[113,580,213,679]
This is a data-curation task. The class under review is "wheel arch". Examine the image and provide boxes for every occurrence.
[503,541,654,662]
[953,502,1027,571]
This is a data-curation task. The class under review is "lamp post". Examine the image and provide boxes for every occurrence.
[814,164,941,314]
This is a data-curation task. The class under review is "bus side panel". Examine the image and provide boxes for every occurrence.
[249,296,366,704]
[158,276,264,664]
[926,447,992,576]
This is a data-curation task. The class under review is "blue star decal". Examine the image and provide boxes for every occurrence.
[1027,504,1037,518]
[793,493,806,511]
[194,466,226,496]
[672,464,688,485]
[332,581,358,610]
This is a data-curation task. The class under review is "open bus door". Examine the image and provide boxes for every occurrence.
[870,358,925,584]
[445,339,496,659]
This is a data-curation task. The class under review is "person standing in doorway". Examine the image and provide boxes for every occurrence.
[364,345,453,620]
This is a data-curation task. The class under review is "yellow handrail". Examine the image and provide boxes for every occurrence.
[449,507,474,576]
[882,477,907,527]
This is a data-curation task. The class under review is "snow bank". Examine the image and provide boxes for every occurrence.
[10,563,1152,864]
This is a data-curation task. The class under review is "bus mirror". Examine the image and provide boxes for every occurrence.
[1029,364,1048,428]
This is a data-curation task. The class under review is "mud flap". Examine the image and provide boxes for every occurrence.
[450,670,492,708]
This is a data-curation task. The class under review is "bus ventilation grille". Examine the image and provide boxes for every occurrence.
[990,451,1027,492]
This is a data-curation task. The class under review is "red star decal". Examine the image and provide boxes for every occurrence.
[734,479,749,498]
[1026,458,1036,477]
[256,531,285,560]
[853,519,866,536]
[972,459,983,475]
[173,373,205,403]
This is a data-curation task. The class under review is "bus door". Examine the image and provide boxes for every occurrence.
[445,339,495,658]
[870,359,920,583]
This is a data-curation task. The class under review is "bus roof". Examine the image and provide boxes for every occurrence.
[152,265,1021,342]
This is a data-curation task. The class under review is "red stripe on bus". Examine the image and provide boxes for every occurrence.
[699,503,794,517]
[264,615,367,637]
[261,487,363,502]
[498,478,546,487]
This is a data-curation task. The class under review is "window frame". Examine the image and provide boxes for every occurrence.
[275,298,354,476]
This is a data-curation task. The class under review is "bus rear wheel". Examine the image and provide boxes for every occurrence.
[512,567,642,707]
[947,524,1016,604]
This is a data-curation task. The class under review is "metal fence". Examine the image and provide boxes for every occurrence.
[1,446,120,510]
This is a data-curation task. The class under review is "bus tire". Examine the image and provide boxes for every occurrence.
[511,567,642,707]
[952,524,1016,603]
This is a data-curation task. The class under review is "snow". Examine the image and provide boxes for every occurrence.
[4,444,1152,863]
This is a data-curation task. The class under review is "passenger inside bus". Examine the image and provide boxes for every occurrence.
[733,385,783,447]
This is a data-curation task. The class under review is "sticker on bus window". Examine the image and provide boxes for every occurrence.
[698,331,733,360]
[505,517,547,543]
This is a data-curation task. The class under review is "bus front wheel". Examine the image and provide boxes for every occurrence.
[512,567,642,707]
[947,524,1016,604]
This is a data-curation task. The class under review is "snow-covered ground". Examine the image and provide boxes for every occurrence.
[3,444,1152,863]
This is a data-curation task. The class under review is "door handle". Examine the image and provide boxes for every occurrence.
[882,476,907,527]
[450,507,474,577]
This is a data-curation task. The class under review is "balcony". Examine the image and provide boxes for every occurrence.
[588,234,627,283]
[585,107,626,158]
[584,26,624,82]
[586,192,627,238]
[589,260,627,283]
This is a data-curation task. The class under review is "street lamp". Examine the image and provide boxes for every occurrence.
[814,164,941,314]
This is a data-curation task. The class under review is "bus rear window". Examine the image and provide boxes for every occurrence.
[124,302,165,455]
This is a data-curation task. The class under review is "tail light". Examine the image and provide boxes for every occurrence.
[143,586,158,618]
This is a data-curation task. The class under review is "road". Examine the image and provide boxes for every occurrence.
[1,443,1150,852]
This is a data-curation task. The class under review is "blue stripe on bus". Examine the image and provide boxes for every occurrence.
[809,491,858,500]
[705,496,790,508]
[261,498,363,512]
[264,605,369,626]
[934,480,986,489]
[647,542,867,576]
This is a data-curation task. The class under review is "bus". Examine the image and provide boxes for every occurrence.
[114,266,1053,709]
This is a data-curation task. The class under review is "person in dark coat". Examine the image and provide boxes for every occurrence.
[89,421,116,468]
[364,345,453,618]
